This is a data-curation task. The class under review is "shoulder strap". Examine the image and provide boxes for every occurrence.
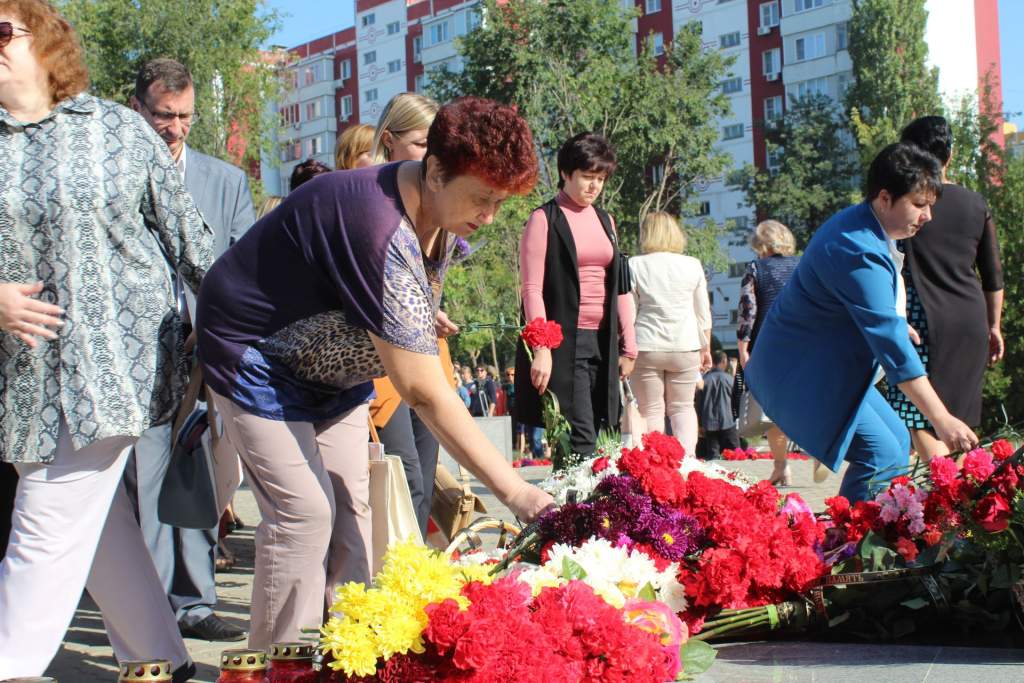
[593,206,617,246]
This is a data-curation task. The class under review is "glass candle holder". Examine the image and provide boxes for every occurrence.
[266,642,318,683]
[118,660,172,682]
[217,649,268,683]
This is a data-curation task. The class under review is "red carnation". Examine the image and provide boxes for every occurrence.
[991,439,1014,460]
[963,449,995,482]
[591,456,610,473]
[895,537,919,563]
[521,318,564,350]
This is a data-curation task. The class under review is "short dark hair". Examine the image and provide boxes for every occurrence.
[900,116,953,165]
[556,132,617,189]
[289,158,332,192]
[865,142,943,203]
[134,58,193,102]
[714,350,729,366]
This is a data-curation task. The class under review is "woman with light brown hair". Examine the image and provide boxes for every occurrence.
[628,211,712,457]
[0,0,209,678]
[334,122,375,170]
[735,220,799,485]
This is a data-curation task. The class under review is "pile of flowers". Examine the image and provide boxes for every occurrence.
[511,433,829,635]
[322,540,700,682]
[721,447,810,461]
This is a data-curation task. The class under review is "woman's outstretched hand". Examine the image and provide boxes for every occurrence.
[504,482,555,523]
[933,413,979,454]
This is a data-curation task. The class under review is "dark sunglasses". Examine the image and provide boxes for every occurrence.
[0,22,31,49]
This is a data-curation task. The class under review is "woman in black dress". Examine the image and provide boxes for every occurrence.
[885,116,1004,459]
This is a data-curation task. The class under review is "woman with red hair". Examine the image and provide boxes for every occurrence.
[196,96,552,648]
[0,1,210,679]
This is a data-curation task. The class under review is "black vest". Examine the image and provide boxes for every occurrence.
[514,198,622,428]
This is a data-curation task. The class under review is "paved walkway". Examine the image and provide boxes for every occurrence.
[46,458,1024,681]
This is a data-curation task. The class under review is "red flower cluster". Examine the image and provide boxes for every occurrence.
[347,578,679,682]
[824,495,881,546]
[617,432,687,506]
[721,447,810,461]
[677,474,825,621]
[521,318,564,350]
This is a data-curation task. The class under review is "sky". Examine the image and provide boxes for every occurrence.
[262,0,1024,127]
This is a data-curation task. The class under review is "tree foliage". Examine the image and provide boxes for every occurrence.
[845,0,943,166]
[739,94,860,248]
[58,0,283,167]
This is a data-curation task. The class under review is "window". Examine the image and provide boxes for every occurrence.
[728,263,746,278]
[696,201,711,216]
[837,72,851,96]
[387,21,401,35]
[793,0,826,12]
[793,32,826,62]
[720,31,741,49]
[281,140,302,163]
[724,169,746,187]
[280,103,299,126]
[721,76,743,94]
[340,59,352,80]
[729,216,750,230]
[836,22,849,50]
[305,99,321,121]
[723,123,744,140]
[651,32,665,56]
[467,9,482,31]
[645,0,662,12]
[363,50,376,65]
[413,36,422,63]
[340,95,352,120]
[759,1,779,28]
[429,21,449,45]
[388,59,402,73]
[651,163,665,184]
[308,135,322,156]
[730,310,740,324]
[764,95,783,122]
[361,13,375,27]
[794,76,829,99]
[365,88,378,103]
[762,48,780,75]
[766,145,783,172]
[414,73,425,92]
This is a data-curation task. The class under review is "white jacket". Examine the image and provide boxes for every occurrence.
[629,252,712,352]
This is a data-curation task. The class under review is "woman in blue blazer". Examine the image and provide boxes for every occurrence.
[745,143,978,502]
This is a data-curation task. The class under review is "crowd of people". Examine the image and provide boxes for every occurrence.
[0,0,1007,680]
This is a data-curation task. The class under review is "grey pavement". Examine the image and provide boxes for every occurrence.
[46,458,1024,682]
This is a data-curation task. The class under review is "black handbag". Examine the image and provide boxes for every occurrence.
[594,206,631,295]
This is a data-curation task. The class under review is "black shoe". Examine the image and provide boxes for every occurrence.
[179,614,247,642]
[172,661,197,683]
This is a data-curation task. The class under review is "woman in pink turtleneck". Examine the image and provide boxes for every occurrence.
[514,133,637,462]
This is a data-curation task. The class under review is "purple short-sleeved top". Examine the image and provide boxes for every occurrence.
[196,162,452,421]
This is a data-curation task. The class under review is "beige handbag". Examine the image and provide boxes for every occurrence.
[367,420,423,575]
[737,389,772,439]
[621,379,647,447]
[431,463,487,542]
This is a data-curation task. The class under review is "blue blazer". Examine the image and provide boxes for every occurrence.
[745,202,925,470]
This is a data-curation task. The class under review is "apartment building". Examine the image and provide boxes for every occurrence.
[263,0,1001,347]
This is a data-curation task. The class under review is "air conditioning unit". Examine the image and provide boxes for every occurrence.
[757,25,771,36]
[765,71,780,82]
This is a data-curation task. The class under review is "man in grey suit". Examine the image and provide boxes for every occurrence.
[127,58,255,642]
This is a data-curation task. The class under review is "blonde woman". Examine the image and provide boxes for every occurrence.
[255,195,282,221]
[334,123,375,170]
[735,220,799,485]
[628,212,712,457]
[372,92,438,163]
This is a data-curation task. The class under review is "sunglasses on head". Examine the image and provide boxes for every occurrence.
[0,22,31,49]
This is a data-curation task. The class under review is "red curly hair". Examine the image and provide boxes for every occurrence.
[1,0,89,103]
[426,96,538,195]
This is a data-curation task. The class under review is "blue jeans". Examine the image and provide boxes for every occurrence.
[838,388,911,502]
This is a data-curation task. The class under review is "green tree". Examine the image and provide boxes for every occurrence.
[430,0,732,252]
[58,0,283,167]
[739,94,860,247]
[846,0,943,166]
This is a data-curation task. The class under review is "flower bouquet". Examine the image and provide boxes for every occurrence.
[520,318,575,470]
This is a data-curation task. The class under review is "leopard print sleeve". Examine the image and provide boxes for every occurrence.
[378,222,440,355]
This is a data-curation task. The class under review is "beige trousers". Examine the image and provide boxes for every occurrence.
[632,350,701,458]
[0,418,189,679]
[209,390,372,650]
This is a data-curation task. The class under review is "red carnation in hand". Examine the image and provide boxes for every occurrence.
[521,318,564,350]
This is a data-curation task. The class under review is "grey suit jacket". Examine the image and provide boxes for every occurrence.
[183,145,256,258]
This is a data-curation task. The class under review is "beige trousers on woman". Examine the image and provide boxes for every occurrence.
[632,350,701,458]
[210,389,372,649]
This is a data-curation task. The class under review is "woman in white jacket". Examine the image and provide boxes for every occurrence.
[629,212,713,457]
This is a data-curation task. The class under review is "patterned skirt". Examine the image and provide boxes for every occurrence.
[884,277,931,430]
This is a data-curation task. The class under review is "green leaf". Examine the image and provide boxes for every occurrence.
[638,582,658,602]
[679,639,717,675]
[899,597,929,610]
[562,557,587,581]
